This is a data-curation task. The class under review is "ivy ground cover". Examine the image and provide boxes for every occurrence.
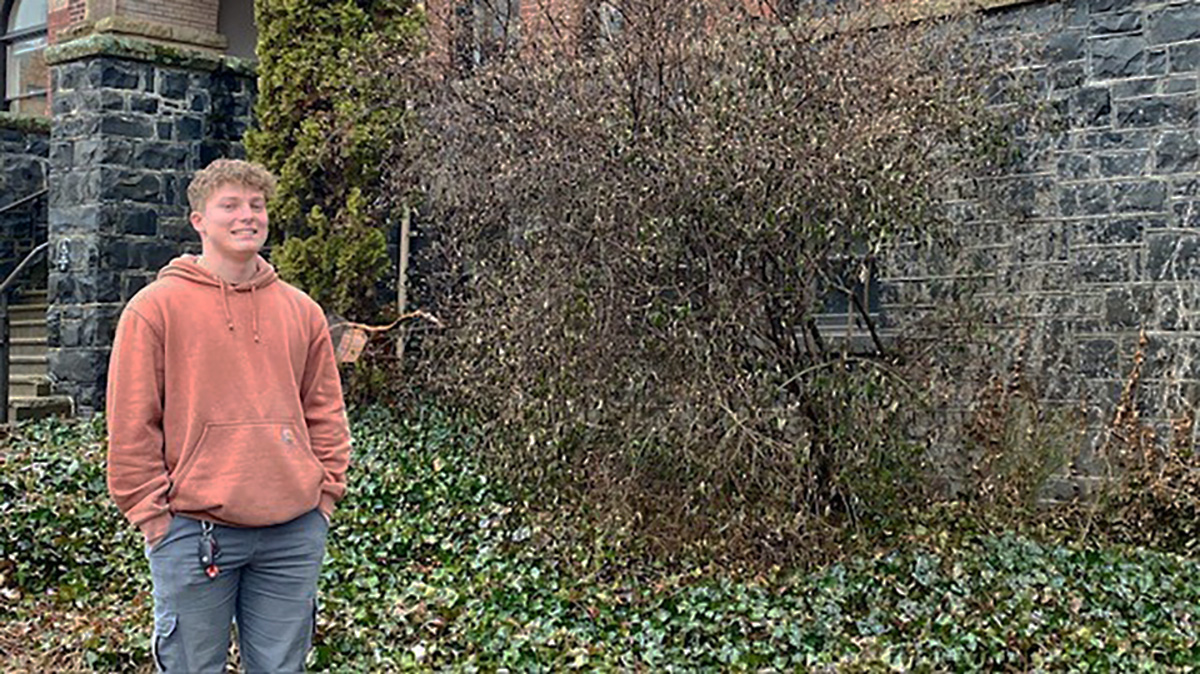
[1,407,1198,671]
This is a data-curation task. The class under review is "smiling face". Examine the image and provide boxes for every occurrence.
[190,183,270,265]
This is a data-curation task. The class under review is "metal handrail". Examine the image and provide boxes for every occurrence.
[0,188,48,217]
[0,240,51,424]
[0,240,49,296]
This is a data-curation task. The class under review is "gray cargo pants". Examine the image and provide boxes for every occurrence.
[146,509,328,673]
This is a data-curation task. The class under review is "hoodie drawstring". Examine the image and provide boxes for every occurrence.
[220,279,234,332]
[251,284,260,343]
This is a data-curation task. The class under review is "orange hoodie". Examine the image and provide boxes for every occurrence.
[106,255,351,547]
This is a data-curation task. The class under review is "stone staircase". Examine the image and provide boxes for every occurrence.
[7,288,72,422]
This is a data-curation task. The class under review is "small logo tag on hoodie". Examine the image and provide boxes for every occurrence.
[281,428,295,445]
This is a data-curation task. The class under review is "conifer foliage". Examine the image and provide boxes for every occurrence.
[248,0,422,320]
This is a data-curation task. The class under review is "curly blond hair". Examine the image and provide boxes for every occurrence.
[187,159,278,213]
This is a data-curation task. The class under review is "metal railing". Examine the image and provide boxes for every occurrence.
[0,241,50,424]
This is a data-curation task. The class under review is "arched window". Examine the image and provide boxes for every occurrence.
[3,0,48,116]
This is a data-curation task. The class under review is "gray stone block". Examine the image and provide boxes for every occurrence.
[1089,0,1136,14]
[49,270,121,304]
[1077,338,1119,378]
[1171,41,1200,73]
[1053,62,1086,89]
[1098,151,1147,176]
[48,346,111,389]
[1116,97,1167,126]
[74,138,133,166]
[1171,200,1200,226]
[49,141,72,169]
[176,117,203,141]
[1111,78,1155,98]
[99,115,154,139]
[55,115,102,139]
[56,62,86,91]
[1112,180,1166,211]
[189,91,210,112]
[1073,217,1146,245]
[101,170,161,203]
[1057,153,1091,179]
[1073,87,1113,126]
[1114,95,1196,127]
[52,93,77,116]
[1148,4,1200,45]
[106,239,178,270]
[88,60,144,90]
[133,142,188,171]
[1091,11,1141,34]
[1091,35,1146,78]
[129,94,159,114]
[1146,232,1200,280]
[1164,77,1198,94]
[1104,285,1154,326]
[1148,48,1168,75]
[85,89,126,112]
[1154,132,1200,173]
[157,72,190,100]
[1060,182,1109,215]
[47,205,105,233]
[121,273,153,300]
[115,206,159,236]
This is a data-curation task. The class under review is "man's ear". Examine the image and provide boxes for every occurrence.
[190,211,205,236]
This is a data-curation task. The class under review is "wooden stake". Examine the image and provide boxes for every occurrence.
[397,206,412,364]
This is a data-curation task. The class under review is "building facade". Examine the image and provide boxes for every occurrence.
[0,0,1199,495]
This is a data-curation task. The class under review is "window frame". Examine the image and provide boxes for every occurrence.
[2,0,49,116]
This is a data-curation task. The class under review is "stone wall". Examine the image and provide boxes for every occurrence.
[0,115,49,287]
[45,36,255,414]
[880,0,1200,492]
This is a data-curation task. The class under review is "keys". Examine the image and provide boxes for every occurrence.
[198,521,222,579]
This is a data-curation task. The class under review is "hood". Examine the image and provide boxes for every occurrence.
[157,254,278,290]
[156,254,279,343]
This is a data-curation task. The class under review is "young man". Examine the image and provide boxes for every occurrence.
[106,159,351,673]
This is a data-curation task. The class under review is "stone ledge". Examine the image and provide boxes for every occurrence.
[0,113,51,135]
[45,35,256,77]
[58,15,228,53]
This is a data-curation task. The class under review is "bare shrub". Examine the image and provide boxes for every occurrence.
[1088,332,1200,554]
[395,0,1022,566]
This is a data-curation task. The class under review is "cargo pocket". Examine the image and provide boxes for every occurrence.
[305,597,319,657]
[152,613,178,673]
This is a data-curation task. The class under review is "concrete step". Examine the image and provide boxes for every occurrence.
[9,394,72,422]
[8,303,47,322]
[8,374,50,397]
[17,288,47,303]
[10,355,47,377]
[9,337,45,358]
[11,319,47,340]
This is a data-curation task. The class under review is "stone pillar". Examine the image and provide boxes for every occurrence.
[44,36,255,414]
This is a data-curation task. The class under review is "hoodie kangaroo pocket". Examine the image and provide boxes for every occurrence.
[169,419,325,526]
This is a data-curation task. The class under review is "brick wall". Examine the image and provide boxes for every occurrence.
[118,0,219,35]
